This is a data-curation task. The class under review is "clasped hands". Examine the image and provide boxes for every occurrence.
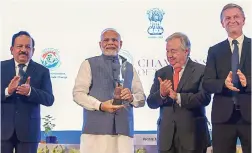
[8,76,31,96]
[158,77,177,100]
[225,69,246,92]
[100,87,133,113]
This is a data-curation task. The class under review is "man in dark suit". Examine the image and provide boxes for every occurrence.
[1,31,54,153]
[147,32,211,153]
[203,3,251,153]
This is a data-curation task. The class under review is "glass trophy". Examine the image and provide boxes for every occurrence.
[113,60,127,105]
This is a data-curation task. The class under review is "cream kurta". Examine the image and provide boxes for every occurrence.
[73,60,145,153]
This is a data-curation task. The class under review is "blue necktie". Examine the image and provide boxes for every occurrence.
[18,64,26,85]
[231,40,239,105]
[231,40,239,88]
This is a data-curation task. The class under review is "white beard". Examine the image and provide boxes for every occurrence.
[102,50,118,56]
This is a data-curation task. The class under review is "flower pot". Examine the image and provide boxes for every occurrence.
[45,136,57,144]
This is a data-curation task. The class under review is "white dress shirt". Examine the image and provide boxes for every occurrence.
[175,59,189,106]
[228,34,244,63]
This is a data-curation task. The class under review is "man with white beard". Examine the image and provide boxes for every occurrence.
[73,28,146,153]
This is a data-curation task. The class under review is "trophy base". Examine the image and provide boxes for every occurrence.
[112,99,123,105]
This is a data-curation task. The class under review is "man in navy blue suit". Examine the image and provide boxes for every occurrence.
[203,3,251,153]
[1,31,54,153]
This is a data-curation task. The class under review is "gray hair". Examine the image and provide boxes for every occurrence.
[100,28,121,41]
[165,32,191,54]
[220,3,245,22]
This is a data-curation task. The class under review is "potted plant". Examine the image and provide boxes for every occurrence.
[52,144,66,153]
[69,148,80,153]
[42,115,57,144]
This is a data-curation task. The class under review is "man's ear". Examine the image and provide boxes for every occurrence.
[99,41,102,49]
[185,49,189,56]
[10,47,14,55]
[32,48,35,55]
[221,20,225,28]
[120,40,123,49]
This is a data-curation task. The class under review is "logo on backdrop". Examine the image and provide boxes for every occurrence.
[41,48,61,70]
[136,57,206,76]
[147,8,165,38]
[40,48,67,79]
[136,58,169,76]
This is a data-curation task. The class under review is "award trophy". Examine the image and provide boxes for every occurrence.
[113,60,127,105]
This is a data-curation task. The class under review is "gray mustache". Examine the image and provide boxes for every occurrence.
[19,51,28,56]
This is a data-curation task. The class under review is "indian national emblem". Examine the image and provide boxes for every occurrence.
[147,8,165,35]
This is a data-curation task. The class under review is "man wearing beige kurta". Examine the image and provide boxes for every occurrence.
[73,28,145,153]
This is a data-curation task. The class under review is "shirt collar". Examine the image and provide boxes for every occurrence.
[14,60,30,68]
[228,34,244,45]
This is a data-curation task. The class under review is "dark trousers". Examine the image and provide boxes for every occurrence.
[159,126,207,153]
[212,109,251,153]
[1,130,38,153]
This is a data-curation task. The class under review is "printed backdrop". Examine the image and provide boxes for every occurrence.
[1,0,251,131]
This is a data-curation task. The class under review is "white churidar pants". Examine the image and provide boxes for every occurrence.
[80,134,134,153]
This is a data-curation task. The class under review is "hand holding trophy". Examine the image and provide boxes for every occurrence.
[113,82,124,105]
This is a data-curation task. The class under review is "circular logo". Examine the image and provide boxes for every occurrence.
[41,48,61,70]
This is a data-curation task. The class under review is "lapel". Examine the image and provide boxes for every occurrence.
[222,39,232,70]
[26,60,36,77]
[176,58,195,92]
[165,66,174,80]
[239,36,251,68]
[10,58,16,76]
[166,66,174,90]
[7,59,16,79]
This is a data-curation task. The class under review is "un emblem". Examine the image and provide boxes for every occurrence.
[147,8,165,35]
[41,48,61,70]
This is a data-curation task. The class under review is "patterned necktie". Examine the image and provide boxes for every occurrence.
[173,67,182,91]
[231,39,239,88]
[18,64,26,85]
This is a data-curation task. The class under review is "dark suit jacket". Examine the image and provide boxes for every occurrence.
[147,59,211,151]
[1,58,54,142]
[203,36,251,123]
